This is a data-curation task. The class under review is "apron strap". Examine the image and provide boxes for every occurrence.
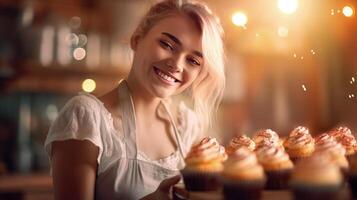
[118,80,137,159]
[160,101,186,161]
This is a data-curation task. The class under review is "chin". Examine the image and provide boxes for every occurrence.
[150,86,176,98]
[152,90,174,99]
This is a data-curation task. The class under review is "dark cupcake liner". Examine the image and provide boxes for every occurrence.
[291,183,341,200]
[223,179,265,200]
[348,175,357,198]
[346,154,354,163]
[341,167,349,184]
[181,170,221,191]
[265,169,292,190]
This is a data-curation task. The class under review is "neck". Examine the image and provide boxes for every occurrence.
[125,77,161,120]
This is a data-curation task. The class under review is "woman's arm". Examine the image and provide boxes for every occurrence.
[51,139,99,200]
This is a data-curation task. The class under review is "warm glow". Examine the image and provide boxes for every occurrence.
[343,6,354,17]
[73,47,86,60]
[277,26,289,37]
[232,12,248,27]
[82,79,96,93]
[278,0,298,15]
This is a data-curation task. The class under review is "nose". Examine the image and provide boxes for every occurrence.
[166,56,183,73]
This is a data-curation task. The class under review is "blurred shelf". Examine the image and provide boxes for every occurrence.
[4,61,128,94]
[0,173,53,200]
[0,173,52,192]
[16,61,127,77]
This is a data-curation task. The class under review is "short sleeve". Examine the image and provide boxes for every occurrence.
[44,94,103,164]
[176,102,203,155]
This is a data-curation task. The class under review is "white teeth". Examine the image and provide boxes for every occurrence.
[157,69,175,82]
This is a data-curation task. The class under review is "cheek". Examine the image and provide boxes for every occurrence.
[137,42,165,64]
[183,67,201,85]
[150,43,170,61]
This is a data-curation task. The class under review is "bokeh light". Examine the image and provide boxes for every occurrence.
[278,0,298,15]
[302,84,307,92]
[343,6,354,17]
[232,11,248,27]
[73,47,86,60]
[82,79,96,93]
[277,26,289,37]
[69,16,81,29]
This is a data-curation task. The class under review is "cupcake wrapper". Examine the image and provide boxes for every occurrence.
[181,170,221,191]
[348,175,357,198]
[265,169,292,190]
[292,183,341,200]
[340,167,348,184]
[293,189,340,200]
[346,154,353,163]
[290,157,309,165]
[223,179,265,200]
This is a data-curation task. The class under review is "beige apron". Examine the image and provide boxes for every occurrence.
[95,80,185,200]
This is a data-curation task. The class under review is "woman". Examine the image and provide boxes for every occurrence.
[44,0,225,199]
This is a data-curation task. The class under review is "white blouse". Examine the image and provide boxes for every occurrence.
[44,81,202,199]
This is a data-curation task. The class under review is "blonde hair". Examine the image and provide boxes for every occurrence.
[135,0,225,131]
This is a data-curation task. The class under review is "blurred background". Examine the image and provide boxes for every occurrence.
[0,0,356,199]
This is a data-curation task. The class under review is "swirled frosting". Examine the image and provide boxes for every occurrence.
[291,154,342,185]
[285,126,314,149]
[226,135,255,154]
[253,129,280,145]
[255,139,279,151]
[223,147,265,180]
[314,133,346,156]
[330,126,353,138]
[314,133,348,169]
[329,126,356,155]
[185,137,227,167]
[255,145,293,170]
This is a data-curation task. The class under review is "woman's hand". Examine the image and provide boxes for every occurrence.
[141,175,181,200]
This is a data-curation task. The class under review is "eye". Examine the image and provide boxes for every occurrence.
[187,57,201,66]
[159,40,174,51]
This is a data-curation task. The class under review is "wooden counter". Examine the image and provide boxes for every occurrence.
[172,183,351,200]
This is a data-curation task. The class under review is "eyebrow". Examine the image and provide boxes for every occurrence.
[161,32,203,58]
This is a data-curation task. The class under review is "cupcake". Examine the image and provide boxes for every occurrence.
[284,126,315,163]
[329,126,356,158]
[290,154,343,200]
[222,147,266,200]
[252,129,283,149]
[255,145,293,190]
[314,133,349,182]
[181,137,227,191]
[225,134,255,155]
[348,153,357,199]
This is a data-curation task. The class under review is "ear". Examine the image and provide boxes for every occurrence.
[130,31,141,51]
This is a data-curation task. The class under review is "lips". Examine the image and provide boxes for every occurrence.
[153,66,181,84]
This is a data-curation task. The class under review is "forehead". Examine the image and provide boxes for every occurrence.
[146,14,203,51]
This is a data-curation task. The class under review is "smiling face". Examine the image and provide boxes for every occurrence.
[128,13,204,99]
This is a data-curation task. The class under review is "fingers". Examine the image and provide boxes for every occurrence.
[159,175,181,192]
